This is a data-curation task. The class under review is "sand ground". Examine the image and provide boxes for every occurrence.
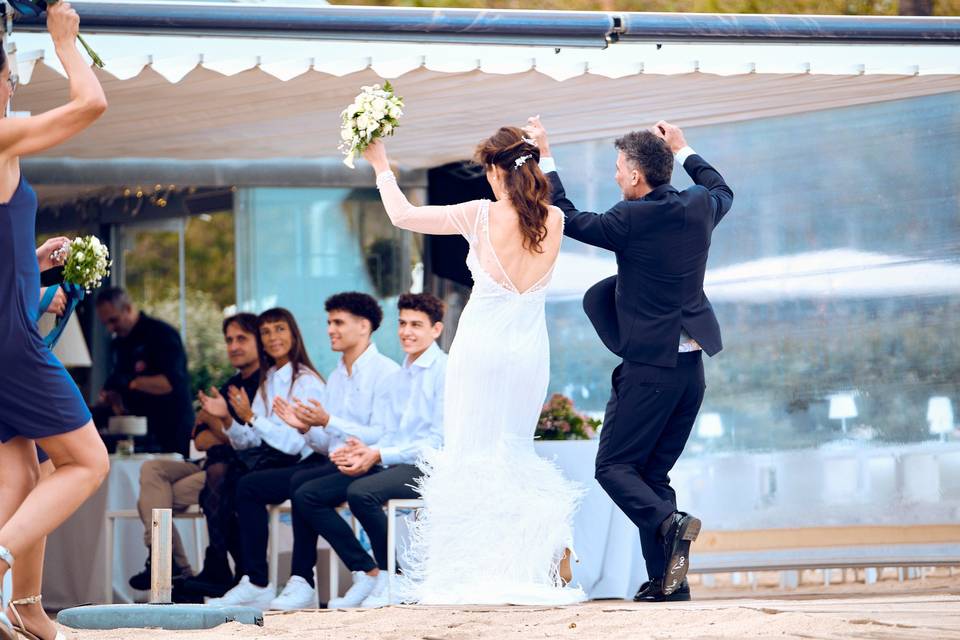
[61,572,960,640]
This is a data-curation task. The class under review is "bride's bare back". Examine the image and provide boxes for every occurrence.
[483,199,563,294]
[373,170,563,295]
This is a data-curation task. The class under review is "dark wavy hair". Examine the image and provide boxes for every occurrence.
[398,293,446,325]
[475,126,552,254]
[614,130,674,188]
[222,312,258,337]
[324,291,383,332]
[256,307,323,410]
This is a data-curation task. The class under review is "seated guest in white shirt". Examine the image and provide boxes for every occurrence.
[290,292,401,458]
[271,293,447,610]
[208,307,331,610]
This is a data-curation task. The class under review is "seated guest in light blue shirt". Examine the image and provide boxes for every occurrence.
[271,293,447,611]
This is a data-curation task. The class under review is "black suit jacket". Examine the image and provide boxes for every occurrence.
[549,154,734,368]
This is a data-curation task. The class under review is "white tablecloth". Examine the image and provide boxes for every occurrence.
[533,440,645,600]
[43,454,203,609]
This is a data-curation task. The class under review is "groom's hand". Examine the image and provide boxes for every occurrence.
[652,120,687,154]
[522,115,551,157]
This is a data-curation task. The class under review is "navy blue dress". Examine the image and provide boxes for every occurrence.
[0,172,91,454]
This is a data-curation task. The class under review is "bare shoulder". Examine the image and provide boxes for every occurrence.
[547,205,564,227]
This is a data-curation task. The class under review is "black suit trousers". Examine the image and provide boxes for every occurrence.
[595,351,705,579]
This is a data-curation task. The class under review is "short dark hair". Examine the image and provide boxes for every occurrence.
[95,286,132,309]
[324,292,383,332]
[222,312,258,337]
[398,293,446,325]
[614,130,674,188]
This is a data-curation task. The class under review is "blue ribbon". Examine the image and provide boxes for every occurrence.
[37,283,85,348]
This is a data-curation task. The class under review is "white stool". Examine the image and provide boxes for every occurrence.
[104,505,205,603]
[386,499,424,603]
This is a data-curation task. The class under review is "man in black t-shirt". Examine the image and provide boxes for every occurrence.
[95,287,194,456]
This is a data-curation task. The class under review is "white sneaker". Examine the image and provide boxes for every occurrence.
[270,575,317,611]
[360,572,391,608]
[207,575,275,610]
[327,571,378,609]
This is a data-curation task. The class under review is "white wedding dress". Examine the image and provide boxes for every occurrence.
[375,170,586,605]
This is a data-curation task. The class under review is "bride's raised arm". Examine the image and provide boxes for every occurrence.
[363,139,480,237]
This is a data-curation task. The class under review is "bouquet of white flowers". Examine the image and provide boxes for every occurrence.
[339,81,404,169]
[58,234,111,292]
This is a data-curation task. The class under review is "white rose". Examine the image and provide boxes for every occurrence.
[381,122,393,135]
[356,114,371,130]
[372,97,387,112]
[341,128,354,141]
[75,251,85,261]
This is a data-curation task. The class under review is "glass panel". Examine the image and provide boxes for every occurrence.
[118,212,236,391]
[544,92,960,527]
[235,187,415,376]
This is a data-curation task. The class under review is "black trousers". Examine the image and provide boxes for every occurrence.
[290,464,420,585]
[595,350,705,580]
[234,455,338,587]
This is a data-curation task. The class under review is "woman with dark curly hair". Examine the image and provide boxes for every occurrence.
[362,130,585,605]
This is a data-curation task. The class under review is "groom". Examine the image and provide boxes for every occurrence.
[525,117,733,601]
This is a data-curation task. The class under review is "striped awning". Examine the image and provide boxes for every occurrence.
[9,32,960,168]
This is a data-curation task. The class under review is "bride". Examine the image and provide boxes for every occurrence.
[362,128,586,605]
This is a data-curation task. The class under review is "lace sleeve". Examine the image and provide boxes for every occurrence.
[376,170,480,239]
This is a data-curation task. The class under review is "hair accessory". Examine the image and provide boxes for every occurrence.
[514,154,533,169]
[521,137,536,146]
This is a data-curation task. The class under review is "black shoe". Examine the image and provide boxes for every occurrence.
[659,511,701,596]
[633,578,691,602]
[128,556,191,591]
[180,548,236,598]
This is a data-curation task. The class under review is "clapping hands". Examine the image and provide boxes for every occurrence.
[197,387,230,419]
[331,437,380,477]
[274,396,311,434]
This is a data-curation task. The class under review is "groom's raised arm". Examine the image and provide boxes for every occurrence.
[542,161,629,253]
[679,151,734,228]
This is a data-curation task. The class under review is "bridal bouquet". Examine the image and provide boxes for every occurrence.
[57,234,111,292]
[338,81,404,169]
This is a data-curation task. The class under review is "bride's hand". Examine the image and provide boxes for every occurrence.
[362,139,390,173]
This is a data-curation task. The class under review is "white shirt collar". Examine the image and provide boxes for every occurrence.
[337,341,381,376]
[404,341,442,370]
[272,361,294,383]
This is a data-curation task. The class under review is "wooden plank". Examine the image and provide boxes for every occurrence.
[694,525,960,553]
[150,508,173,604]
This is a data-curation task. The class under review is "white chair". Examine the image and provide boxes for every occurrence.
[386,499,424,602]
[104,505,205,603]
[267,500,359,600]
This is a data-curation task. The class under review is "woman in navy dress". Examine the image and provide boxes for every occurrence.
[0,4,108,639]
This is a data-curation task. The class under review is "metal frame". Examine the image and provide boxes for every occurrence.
[9,3,960,47]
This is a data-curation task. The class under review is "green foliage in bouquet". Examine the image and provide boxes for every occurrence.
[536,393,600,441]
[61,235,110,292]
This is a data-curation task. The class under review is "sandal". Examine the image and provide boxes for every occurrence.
[8,595,65,640]
[0,545,15,640]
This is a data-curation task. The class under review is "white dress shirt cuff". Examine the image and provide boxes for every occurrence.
[324,416,347,440]
[378,446,402,467]
[674,146,696,165]
[538,156,557,173]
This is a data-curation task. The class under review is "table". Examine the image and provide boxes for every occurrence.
[43,454,203,608]
[533,440,646,600]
